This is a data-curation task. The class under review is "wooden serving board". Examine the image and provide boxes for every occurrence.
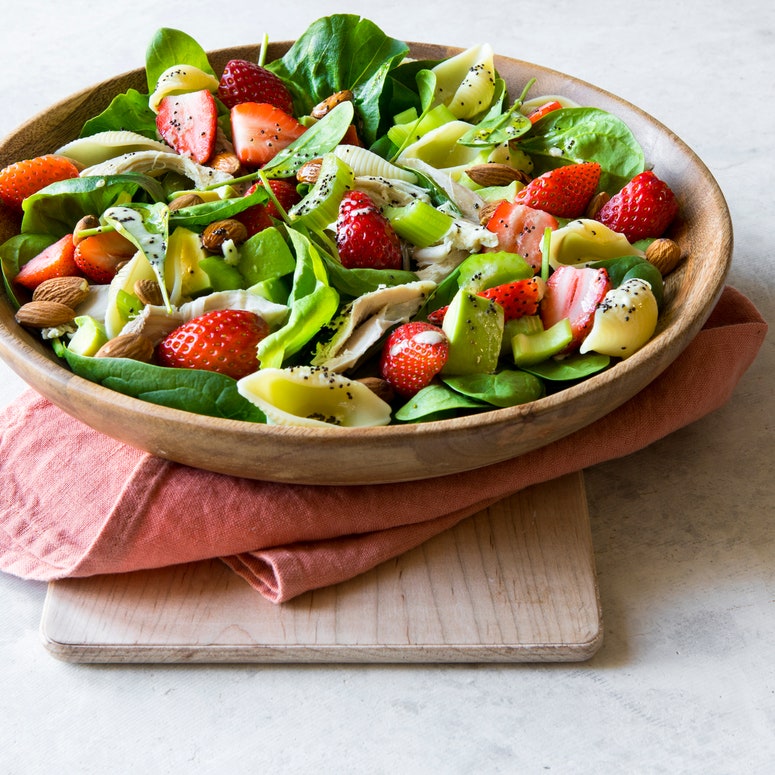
[40,471,602,663]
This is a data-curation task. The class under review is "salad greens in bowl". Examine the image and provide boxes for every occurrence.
[0,15,731,484]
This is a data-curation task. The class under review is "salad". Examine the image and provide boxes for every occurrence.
[0,14,682,428]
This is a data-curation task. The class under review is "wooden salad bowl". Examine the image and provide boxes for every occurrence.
[0,42,732,485]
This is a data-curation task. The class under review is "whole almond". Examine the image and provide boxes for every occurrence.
[133,279,164,307]
[356,377,395,404]
[478,199,506,225]
[95,333,155,362]
[585,191,610,219]
[72,214,100,245]
[297,158,323,185]
[645,238,683,276]
[202,218,248,251]
[15,300,76,328]
[209,151,241,175]
[169,193,204,212]
[32,276,90,308]
[465,163,530,187]
[311,90,354,119]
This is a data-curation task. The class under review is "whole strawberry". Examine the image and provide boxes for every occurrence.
[218,59,294,115]
[380,321,449,398]
[336,191,403,270]
[513,161,601,219]
[156,309,270,380]
[597,170,679,242]
[0,155,80,210]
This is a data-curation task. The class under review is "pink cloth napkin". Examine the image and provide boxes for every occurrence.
[0,286,767,602]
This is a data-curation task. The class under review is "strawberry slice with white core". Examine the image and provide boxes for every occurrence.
[540,265,611,351]
[230,102,306,167]
[156,89,217,164]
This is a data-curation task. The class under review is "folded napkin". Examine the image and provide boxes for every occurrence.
[0,287,767,602]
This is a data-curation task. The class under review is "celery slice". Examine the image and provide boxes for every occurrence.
[383,200,454,248]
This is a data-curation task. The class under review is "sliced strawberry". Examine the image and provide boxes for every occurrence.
[217,59,294,115]
[380,321,449,398]
[526,100,563,124]
[237,178,302,236]
[427,277,544,326]
[479,277,544,320]
[484,201,558,274]
[73,230,137,284]
[230,103,306,167]
[156,309,270,380]
[0,155,80,211]
[13,234,81,290]
[156,89,218,164]
[597,170,679,242]
[513,161,601,219]
[540,265,611,351]
[335,191,403,270]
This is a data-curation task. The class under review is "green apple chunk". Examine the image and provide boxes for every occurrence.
[68,315,108,356]
[457,250,533,292]
[441,288,504,375]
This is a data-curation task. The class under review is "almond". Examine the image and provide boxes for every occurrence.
[95,333,155,362]
[478,199,505,225]
[72,214,100,246]
[133,279,164,307]
[168,193,204,212]
[356,377,395,404]
[32,276,90,308]
[296,158,323,185]
[311,90,354,119]
[465,163,529,187]
[585,191,610,219]
[202,218,248,251]
[15,300,76,328]
[645,238,682,276]
[209,151,241,175]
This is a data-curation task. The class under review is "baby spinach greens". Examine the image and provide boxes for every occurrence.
[395,383,488,423]
[21,173,166,237]
[63,350,266,422]
[442,370,545,407]
[80,89,158,140]
[518,107,645,193]
[589,254,664,308]
[266,14,409,144]
[144,27,217,93]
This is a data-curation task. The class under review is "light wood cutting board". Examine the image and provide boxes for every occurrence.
[40,471,602,663]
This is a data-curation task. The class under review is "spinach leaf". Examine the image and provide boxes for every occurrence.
[262,101,355,178]
[519,107,645,193]
[63,351,266,422]
[521,352,610,382]
[394,382,487,423]
[319,251,418,298]
[21,173,167,237]
[145,28,216,93]
[0,233,57,307]
[168,187,269,229]
[589,255,664,308]
[267,14,409,145]
[442,370,545,407]
[79,89,158,140]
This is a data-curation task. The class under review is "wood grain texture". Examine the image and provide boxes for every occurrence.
[0,43,733,484]
[40,472,602,663]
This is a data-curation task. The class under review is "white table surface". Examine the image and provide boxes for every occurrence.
[1,1,773,772]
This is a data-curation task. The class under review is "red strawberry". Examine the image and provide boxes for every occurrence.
[156,309,270,380]
[217,59,294,115]
[484,201,558,273]
[596,170,679,242]
[540,265,611,351]
[156,89,218,164]
[479,277,545,320]
[237,178,302,236]
[13,234,81,290]
[513,161,601,219]
[335,191,403,270]
[380,321,449,398]
[0,155,80,211]
[73,230,137,284]
[427,277,544,325]
[230,103,306,167]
